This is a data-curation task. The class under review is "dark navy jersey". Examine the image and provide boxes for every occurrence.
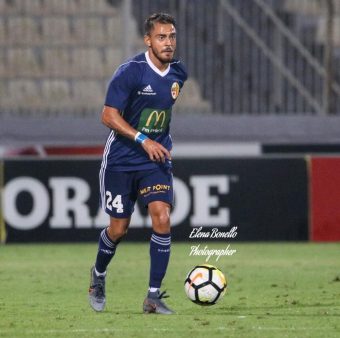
[101,51,187,172]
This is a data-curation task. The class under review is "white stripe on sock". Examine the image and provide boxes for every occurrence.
[151,236,171,246]
[101,229,115,248]
[151,234,171,242]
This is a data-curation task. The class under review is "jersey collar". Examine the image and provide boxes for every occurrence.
[145,51,170,77]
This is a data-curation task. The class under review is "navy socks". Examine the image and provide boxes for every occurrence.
[95,228,118,274]
[94,228,171,289]
[149,232,171,288]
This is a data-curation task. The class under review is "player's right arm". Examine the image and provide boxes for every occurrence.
[101,105,171,163]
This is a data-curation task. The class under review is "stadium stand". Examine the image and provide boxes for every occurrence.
[317,18,340,47]
[1,0,340,147]
[132,0,340,115]
[284,0,340,47]
[0,0,210,118]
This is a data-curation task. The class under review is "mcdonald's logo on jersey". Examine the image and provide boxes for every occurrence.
[137,108,171,134]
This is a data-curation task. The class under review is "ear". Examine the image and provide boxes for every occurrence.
[144,35,151,47]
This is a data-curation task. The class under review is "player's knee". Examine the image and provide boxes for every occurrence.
[108,219,129,241]
[110,227,127,240]
[157,212,170,227]
[152,212,170,233]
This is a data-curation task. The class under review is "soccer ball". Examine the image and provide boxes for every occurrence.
[184,264,227,306]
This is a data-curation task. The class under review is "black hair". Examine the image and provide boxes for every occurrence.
[144,13,176,36]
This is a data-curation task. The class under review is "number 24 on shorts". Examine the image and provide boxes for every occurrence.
[106,191,124,213]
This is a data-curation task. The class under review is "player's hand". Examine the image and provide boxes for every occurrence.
[142,139,171,163]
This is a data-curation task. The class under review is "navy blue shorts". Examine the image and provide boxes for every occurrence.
[99,166,173,218]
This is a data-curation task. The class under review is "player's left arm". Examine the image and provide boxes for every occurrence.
[101,105,171,162]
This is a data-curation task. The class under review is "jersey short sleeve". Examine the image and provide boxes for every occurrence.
[105,63,140,111]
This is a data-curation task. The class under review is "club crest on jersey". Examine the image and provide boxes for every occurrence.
[171,82,180,99]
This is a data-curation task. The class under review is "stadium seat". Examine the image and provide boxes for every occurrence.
[106,16,125,45]
[43,47,71,77]
[7,48,41,77]
[0,80,8,107]
[41,79,72,109]
[0,18,6,44]
[7,17,41,45]
[78,0,118,15]
[72,17,107,45]
[24,0,73,16]
[72,80,105,108]
[0,50,5,77]
[19,0,46,15]
[41,17,72,45]
[70,48,105,78]
[3,0,37,14]
[40,0,80,15]
[0,0,20,14]
[0,1,5,14]
[103,48,124,75]
[8,79,41,109]
[0,0,118,15]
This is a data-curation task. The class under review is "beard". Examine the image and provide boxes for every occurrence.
[151,46,175,64]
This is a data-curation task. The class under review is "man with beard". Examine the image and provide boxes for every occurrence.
[89,13,187,314]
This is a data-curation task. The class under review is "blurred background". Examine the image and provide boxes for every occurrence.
[1,0,340,150]
[0,0,340,243]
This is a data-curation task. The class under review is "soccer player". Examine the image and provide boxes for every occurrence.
[88,13,187,314]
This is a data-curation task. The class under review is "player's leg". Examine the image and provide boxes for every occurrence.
[89,217,130,312]
[137,168,174,314]
[148,201,171,291]
[89,170,136,312]
[143,201,174,314]
[94,216,130,275]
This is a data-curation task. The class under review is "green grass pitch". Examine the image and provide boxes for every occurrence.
[0,242,339,337]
